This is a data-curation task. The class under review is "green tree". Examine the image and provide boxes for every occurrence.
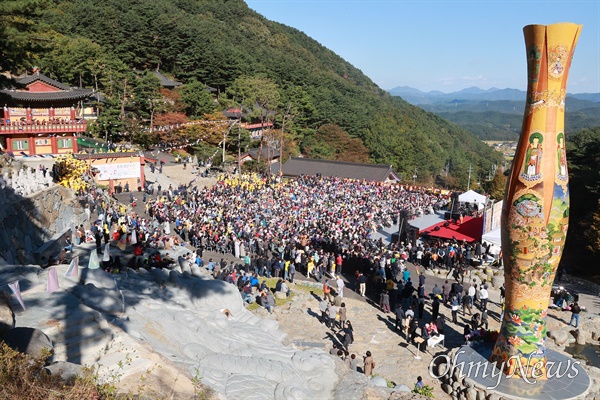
[488,167,508,200]
[563,127,600,274]
[582,198,600,257]
[180,79,215,118]
[87,96,125,144]
[228,75,280,168]
[0,0,47,75]
[132,71,163,128]
[39,36,105,87]
[305,124,369,162]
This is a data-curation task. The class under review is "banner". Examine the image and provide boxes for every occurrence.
[8,281,26,310]
[88,249,100,269]
[130,231,137,245]
[47,266,59,293]
[65,256,79,277]
[117,235,127,251]
[95,162,141,181]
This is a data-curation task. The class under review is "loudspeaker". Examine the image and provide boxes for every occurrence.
[409,228,418,243]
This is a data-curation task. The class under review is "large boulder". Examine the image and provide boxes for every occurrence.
[490,275,504,288]
[45,361,85,385]
[394,384,411,392]
[547,329,570,346]
[465,387,478,400]
[4,327,53,360]
[370,375,388,387]
[0,291,15,338]
[275,291,288,300]
[571,328,589,345]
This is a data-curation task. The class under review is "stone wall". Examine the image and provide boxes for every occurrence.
[436,341,599,400]
[0,185,86,266]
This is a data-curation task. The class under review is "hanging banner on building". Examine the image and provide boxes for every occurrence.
[482,200,503,234]
[95,162,140,181]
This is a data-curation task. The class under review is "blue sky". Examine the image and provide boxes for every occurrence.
[245,1,600,94]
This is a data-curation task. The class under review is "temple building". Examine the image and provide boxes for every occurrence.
[0,70,93,156]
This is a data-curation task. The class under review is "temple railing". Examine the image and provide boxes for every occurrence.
[0,121,88,134]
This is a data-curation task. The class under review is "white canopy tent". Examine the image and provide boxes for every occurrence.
[459,190,488,210]
[482,228,501,255]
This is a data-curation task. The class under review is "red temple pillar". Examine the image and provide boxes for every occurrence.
[70,107,76,120]
[29,135,36,156]
[51,136,58,154]
[3,106,10,124]
[139,156,146,188]
[71,135,78,153]
[26,107,32,123]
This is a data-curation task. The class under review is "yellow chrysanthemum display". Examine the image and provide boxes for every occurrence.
[54,154,90,191]
[223,173,266,192]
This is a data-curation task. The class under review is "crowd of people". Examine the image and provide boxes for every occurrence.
[60,164,591,395]
[141,174,450,280]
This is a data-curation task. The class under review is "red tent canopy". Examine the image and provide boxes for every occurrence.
[420,216,483,243]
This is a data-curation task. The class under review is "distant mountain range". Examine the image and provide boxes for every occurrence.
[388,86,600,105]
[388,87,600,141]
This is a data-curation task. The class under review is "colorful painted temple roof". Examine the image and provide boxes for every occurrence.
[0,71,93,103]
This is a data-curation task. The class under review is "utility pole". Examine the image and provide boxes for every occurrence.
[467,164,473,191]
[237,122,241,176]
[280,102,293,176]
[222,129,226,166]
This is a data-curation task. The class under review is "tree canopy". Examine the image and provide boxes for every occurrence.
[9,0,508,188]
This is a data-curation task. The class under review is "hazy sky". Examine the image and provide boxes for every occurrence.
[245,1,600,94]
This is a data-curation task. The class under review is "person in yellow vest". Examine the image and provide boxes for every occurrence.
[307,257,315,279]
[284,260,290,281]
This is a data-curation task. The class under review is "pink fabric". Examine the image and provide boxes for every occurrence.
[47,266,59,293]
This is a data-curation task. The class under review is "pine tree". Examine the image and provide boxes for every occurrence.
[583,198,600,256]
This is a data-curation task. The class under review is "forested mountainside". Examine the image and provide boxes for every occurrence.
[388,88,600,141]
[424,101,600,141]
[6,0,502,187]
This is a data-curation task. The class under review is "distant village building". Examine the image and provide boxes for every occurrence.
[239,146,280,165]
[222,108,274,140]
[151,70,182,89]
[0,70,93,156]
[240,121,274,140]
[279,157,401,183]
